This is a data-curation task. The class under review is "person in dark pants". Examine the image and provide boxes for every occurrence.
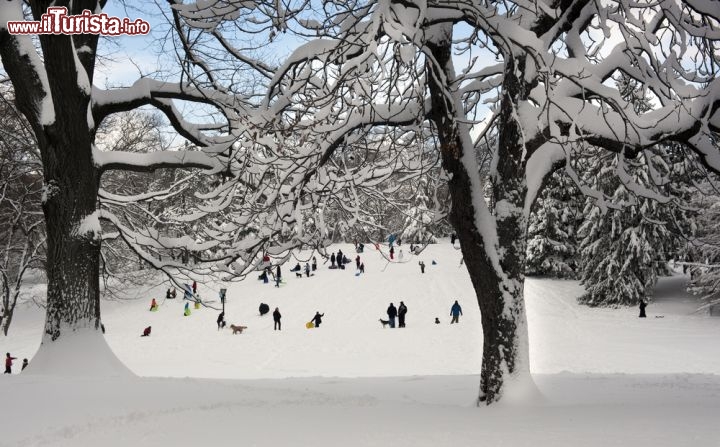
[389,246,395,260]
[273,307,282,330]
[275,265,282,285]
[330,252,336,268]
[639,300,647,318]
[305,263,311,277]
[312,311,324,328]
[387,303,397,328]
[419,261,425,273]
[359,262,365,273]
[451,233,456,245]
[398,301,407,328]
[312,256,317,271]
[21,359,28,371]
[450,300,463,323]
[5,353,16,374]
[217,311,226,330]
[192,281,197,295]
[356,255,361,270]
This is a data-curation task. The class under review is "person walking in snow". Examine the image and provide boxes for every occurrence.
[184,302,191,316]
[450,300,463,324]
[639,300,647,318]
[149,298,158,311]
[312,256,317,271]
[275,265,282,287]
[355,255,361,270]
[21,359,28,371]
[217,311,226,330]
[359,262,365,274]
[330,252,336,268]
[389,246,395,260]
[398,301,408,328]
[5,353,16,374]
[387,303,397,328]
[311,311,324,328]
[192,281,197,295]
[305,263,311,277]
[419,261,425,274]
[273,307,282,330]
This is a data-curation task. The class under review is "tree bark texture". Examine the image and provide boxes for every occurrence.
[426,32,533,404]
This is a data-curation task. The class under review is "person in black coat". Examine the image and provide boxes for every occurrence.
[312,256,317,271]
[330,252,336,268]
[217,311,226,330]
[312,311,324,328]
[398,301,408,328]
[639,300,647,318]
[273,307,282,330]
[387,303,397,328]
[419,261,425,274]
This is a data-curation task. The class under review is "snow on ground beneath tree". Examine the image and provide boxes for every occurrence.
[2,242,719,446]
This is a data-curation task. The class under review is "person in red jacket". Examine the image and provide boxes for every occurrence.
[5,353,17,374]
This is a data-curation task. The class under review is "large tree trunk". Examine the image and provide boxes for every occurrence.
[426,27,534,404]
[1,2,108,351]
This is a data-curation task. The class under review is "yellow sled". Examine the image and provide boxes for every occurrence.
[305,321,314,329]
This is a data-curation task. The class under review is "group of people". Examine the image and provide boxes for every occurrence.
[330,249,352,270]
[385,302,408,328]
[290,259,317,278]
[5,353,27,374]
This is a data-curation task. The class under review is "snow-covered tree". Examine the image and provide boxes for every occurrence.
[687,175,720,308]
[577,144,696,306]
[0,88,45,335]
[167,0,720,404]
[525,170,582,278]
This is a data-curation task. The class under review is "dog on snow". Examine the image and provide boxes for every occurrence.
[230,324,248,334]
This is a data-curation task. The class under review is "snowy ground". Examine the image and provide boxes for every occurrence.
[2,242,720,446]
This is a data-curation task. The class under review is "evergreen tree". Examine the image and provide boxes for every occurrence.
[578,146,695,306]
[525,169,582,278]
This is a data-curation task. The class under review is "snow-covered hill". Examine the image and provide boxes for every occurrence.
[2,241,720,446]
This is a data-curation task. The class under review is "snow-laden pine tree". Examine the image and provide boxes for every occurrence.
[687,176,720,309]
[577,145,695,306]
[525,170,582,278]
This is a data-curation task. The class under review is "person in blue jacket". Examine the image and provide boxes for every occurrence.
[450,300,463,324]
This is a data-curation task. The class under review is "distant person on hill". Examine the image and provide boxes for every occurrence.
[450,300,463,324]
[337,250,344,266]
[149,298,158,311]
[305,263,311,277]
[359,262,365,273]
[217,311,226,330]
[390,246,395,260]
[273,307,282,331]
[387,303,397,328]
[5,353,16,374]
[184,302,191,316]
[166,289,172,299]
[398,301,408,328]
[435,317,440,324]
[357,243,364,253]
[312,256,317,271]
[419,261,425,274]
[639,300,647,318]
[355,255,361,270]
[290,263,301,272]
[192,281,197,295]
[330,252,336,268]
[311,311,324,328]
[21,359,28,371]
[141,326,152,337]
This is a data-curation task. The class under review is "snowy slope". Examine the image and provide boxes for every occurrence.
[5,242,719,379]
[2,241,720,446]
